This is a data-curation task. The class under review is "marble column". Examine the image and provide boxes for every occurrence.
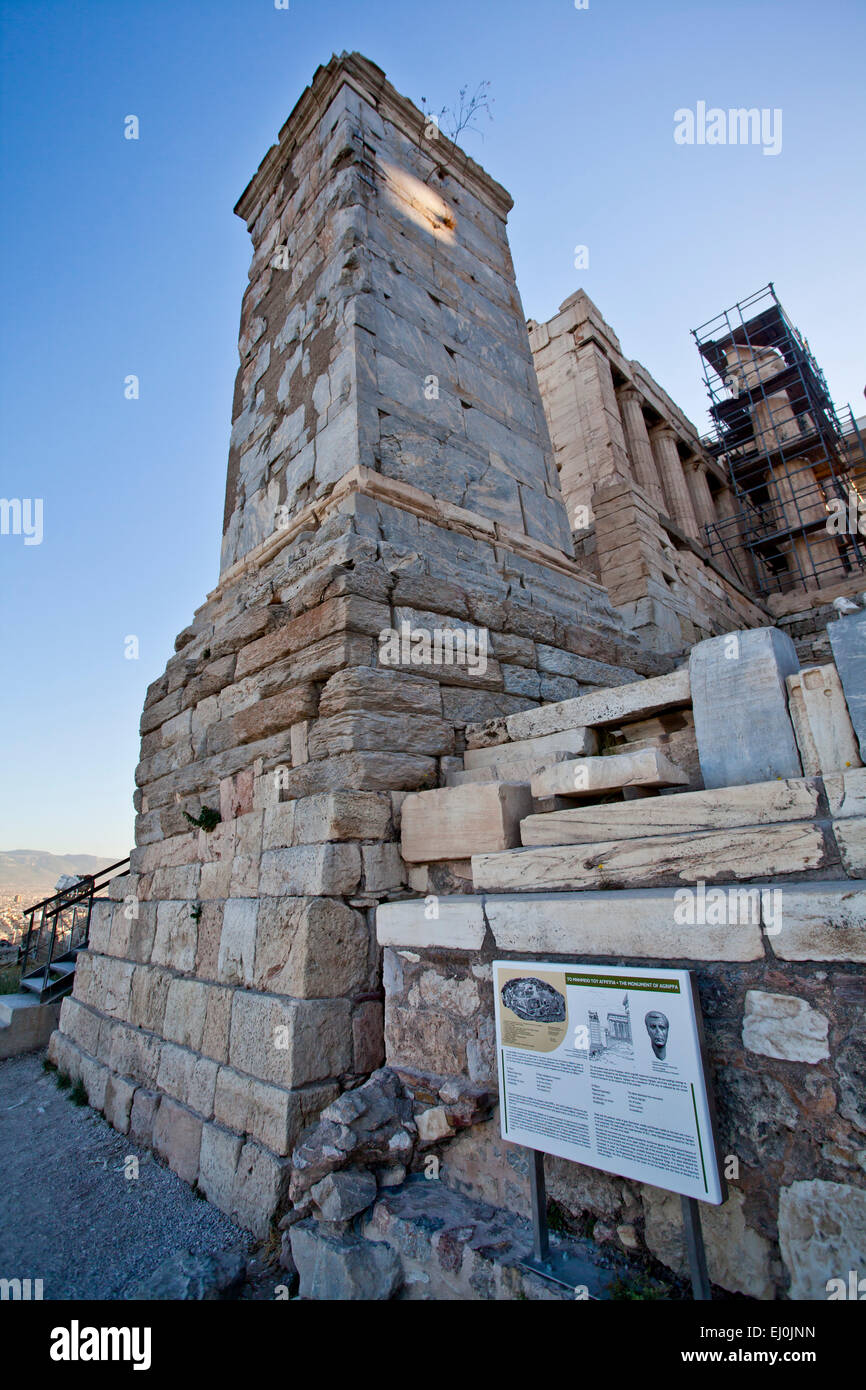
[650,424,700,537]
[685,456,718,541]
[617,385,665,510]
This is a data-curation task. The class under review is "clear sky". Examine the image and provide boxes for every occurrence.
[1,0,864,858]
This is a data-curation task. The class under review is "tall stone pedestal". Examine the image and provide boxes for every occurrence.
[50,53,656,1233]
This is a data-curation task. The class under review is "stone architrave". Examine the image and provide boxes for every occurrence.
[828,609,866,762]
[689,628,802,788]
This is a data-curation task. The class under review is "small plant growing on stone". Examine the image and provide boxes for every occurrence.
[202,647,211,660]
[420,81,493,148]
[42,1057,57,1074]
[55,1069,71,1090]
[69,1079,89,1107]
[184,806,221,833]
[190,902,203,924]
[607,1272,671,1301]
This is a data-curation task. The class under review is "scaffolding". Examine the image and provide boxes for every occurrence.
[692,284,866,596]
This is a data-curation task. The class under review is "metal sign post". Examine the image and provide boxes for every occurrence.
[681,1195,712,1300]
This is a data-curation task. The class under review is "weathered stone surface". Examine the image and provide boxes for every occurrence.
[778,1179,866,1299]
[642,1185,774,1299]
[152,901,198,973]
[103,1073,137,1135]
[401,782,532,862]
[152,1098,203,1184]
[290,1222,403,1300]
[742,990,830,1063]
[308,711,454,759]
[690,628,802,788]
[484,889,764,960]
[291,791,392,844]
[773,883,866,962]
[828,609,866,761]
[126,1249,247,1301]
[254,896,369,998]
[310,1169,378,1221]
[217,898,258,987]
[824,767,866,819]
[229,992,352,1087]
[530,747,689,799]
[377,897,487,951]
[473,822,827,893]
[259,844,361,896]
[504,667,690,741]
[415,1106,455,1144]
[318,666,442,717]
[520,777,820,846]
[464,728,598,769]
[362,842,404,893]
[213,1066,337,1155]
[833,817,866,877]
[786,665,862,776]
[198,1124,292,1238]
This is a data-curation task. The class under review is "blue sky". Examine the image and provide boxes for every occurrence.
[1,0,864,858]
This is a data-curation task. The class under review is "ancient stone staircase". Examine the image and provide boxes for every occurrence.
[399,657,865,899]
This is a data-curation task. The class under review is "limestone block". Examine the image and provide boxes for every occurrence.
[107,901,157,964]
[235,596,390,679]
[107,1022,162,1091]
[162,977,210,1051]
[150,863,200,901]
[90,957,136,1021]
[448,753,579,787]
[200,984,233,1063]
[690,628,802,788]
[152,1098,203,1185]
[362,842,404,893]
[485,889,764,960]
[416,1106,456,1144]
[262,801,296,851]
[129,1088,161,1147]
[58,997,102,1056]
[87,899,114,955]
[376,897,486,951]
[779,1179,866,1300]
[290,1222,403,1300]
[232,686,317,744]
[308,711,455,759]
[103,1073,137,1135]
[472,822,828,893]
[824,767,866,818]
[520,777,821,846]
[218,898,259,987]
[833,817,866,878]
[152,900,198,973]
[197,1124,291,1238]
[254,896,369,998]
[504,667,690,741]
[259,844,361,895]
[463,728,598,769]
[828,609,866,761]
[195,902,224,981]
[213,1066,337,1155]
[129,964,172,1034]
[79,1054,109,1111]
[742,990,829,1062]
[401,782,533,863]
[771,883,866,962]
[530,747,689,800]
[156,1042,219,1117]
[642,1185,774,1299]
[292,792,392,844]
[199,857,233,899]
[786,665,862,775]
[318,665,442,717]
[229,992,352,1087]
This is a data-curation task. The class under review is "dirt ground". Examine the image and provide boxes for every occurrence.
[0,1051,272,1300]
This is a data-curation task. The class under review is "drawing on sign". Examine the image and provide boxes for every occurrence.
[582,993,633,1062]
[501,976,566,1022]
[645,1010,670,1060]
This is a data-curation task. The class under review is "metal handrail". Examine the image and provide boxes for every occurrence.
[18,857,130,996]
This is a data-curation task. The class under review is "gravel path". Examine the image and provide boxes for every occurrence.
[0,1052,255,1300]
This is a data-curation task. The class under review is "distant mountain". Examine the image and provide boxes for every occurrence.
[0,850,121,900]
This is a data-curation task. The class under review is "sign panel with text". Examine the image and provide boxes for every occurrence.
[494,962,725,1204]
